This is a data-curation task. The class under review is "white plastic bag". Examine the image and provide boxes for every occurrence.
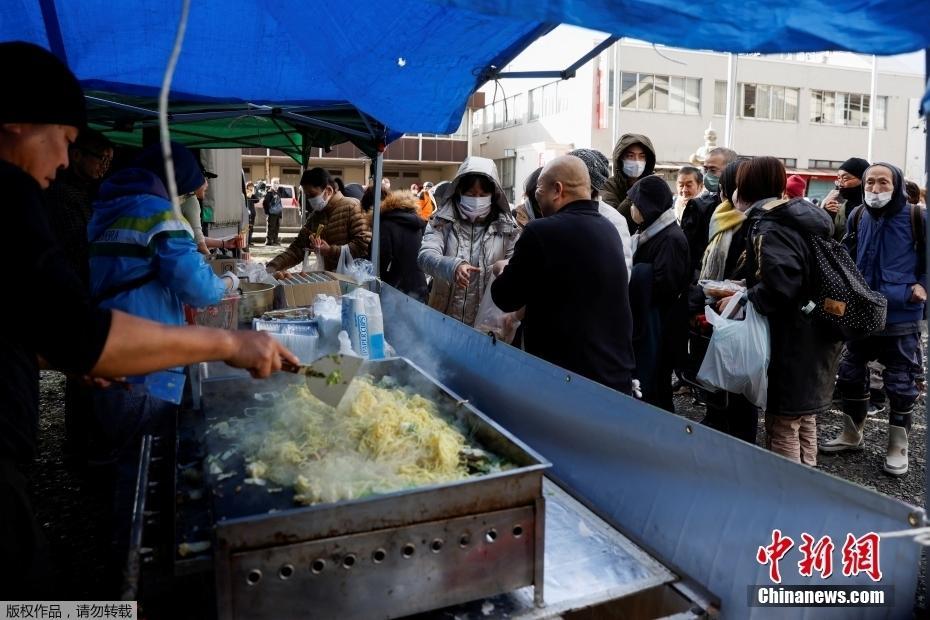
[334,245,375,283]
[336,245,354,276]
[696,295,770,408]
[473,274,521,342]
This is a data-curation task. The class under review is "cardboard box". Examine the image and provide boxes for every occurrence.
[209,259,240,277]
[273,271,343,308]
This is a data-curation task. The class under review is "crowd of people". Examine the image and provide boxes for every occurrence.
[1,40,928,600]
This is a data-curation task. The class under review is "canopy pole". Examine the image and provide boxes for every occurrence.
[867,55,878,161]
[724,53,737,149]
[923,44,929,609]
[611,40,621,149]
[371,151,384,279]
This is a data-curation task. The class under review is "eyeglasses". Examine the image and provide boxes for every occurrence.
[836,173,857,184]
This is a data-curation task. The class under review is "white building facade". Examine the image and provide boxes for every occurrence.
[473,33,925,202]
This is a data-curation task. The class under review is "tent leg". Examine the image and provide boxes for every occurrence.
[371,152,384,279]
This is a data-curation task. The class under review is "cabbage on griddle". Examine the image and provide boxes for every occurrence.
[208,376,507,505]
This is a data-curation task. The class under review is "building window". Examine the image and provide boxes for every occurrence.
[807,159,845,170]
[810,90,887,129]
[472,109,483,135]
[479,93,525,132]
[495,157,515,202]
[731,83,799,121]
[744,157,798,168]
[617,72,700,114]
[526,80,569,122]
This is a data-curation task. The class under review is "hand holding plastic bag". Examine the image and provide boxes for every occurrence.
[474,273,521,342]
[696,294,770,408]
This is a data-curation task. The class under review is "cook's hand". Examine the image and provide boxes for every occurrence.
[910,284,927,304]
[225,331,299,378]
[455,263,480,288]
[491,259,509,277]
[272,271,292,280]
[823,199,839,215]
[716,295,735,314]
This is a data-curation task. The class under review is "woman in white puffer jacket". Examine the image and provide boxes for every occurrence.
[417,157,519,326]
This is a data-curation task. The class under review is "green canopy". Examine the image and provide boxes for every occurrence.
[85,92,389,162]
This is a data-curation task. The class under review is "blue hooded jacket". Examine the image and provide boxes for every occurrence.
[846,162,926,328]
[88,167,228,326]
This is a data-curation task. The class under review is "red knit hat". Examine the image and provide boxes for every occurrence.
[786,175,807,199]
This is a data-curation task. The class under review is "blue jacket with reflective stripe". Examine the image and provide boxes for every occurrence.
[88,168,227,326]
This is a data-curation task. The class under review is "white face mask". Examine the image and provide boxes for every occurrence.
[622,159,646,178]
[864,191,893,209]
[308,189,330,212]
[459,195,492,221]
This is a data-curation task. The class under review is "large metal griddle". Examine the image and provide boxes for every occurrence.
[198,357,550,620]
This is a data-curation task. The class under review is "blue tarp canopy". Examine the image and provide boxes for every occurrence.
[2,0,928,153]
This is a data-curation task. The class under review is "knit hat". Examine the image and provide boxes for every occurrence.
[627,175,673,226]
[568,148,610,191]
[785,175,807,199]
[134,141,205,196]
[0,42,86,128]
[839,157,870,180]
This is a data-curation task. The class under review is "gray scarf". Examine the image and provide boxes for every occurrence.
[630,209,677,256]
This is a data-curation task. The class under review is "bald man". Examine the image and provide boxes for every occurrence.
[491,156,635,394]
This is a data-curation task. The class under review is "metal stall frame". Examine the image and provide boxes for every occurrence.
[379,284,926,619]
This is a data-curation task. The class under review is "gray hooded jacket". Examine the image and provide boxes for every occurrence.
[417,157,519,326]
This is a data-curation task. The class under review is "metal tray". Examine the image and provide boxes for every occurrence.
[199,357,550,619]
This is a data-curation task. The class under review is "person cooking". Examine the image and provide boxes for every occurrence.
[0,42,297,598]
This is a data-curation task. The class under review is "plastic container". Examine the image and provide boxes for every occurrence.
[184,295,240,330]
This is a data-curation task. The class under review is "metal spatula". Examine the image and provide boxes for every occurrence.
[281,354,364,407]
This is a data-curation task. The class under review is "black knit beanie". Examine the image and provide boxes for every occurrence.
[839,157,870,180]
[0,42,86,128]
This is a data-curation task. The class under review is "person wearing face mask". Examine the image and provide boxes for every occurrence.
[266,167,371,275]
[418,157,519,327]
[822,157,869,241]
[601,133,656,232]
[491,156,634,394]
[822,163,926,477]
[690,160,761,443]
[626,176,690,411]
[717,157,843,466]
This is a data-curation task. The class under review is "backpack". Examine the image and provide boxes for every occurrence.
[845,203,925,262]
[760,199,887,340]
[806,234,887,340]
[263,190,283,215]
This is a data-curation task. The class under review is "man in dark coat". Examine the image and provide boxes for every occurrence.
[822,163,926,477]
[379,190,428,301]
[492,155,634,394]
[627,176,690,411]
[601,133,656,232]
[44,128,113,464]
